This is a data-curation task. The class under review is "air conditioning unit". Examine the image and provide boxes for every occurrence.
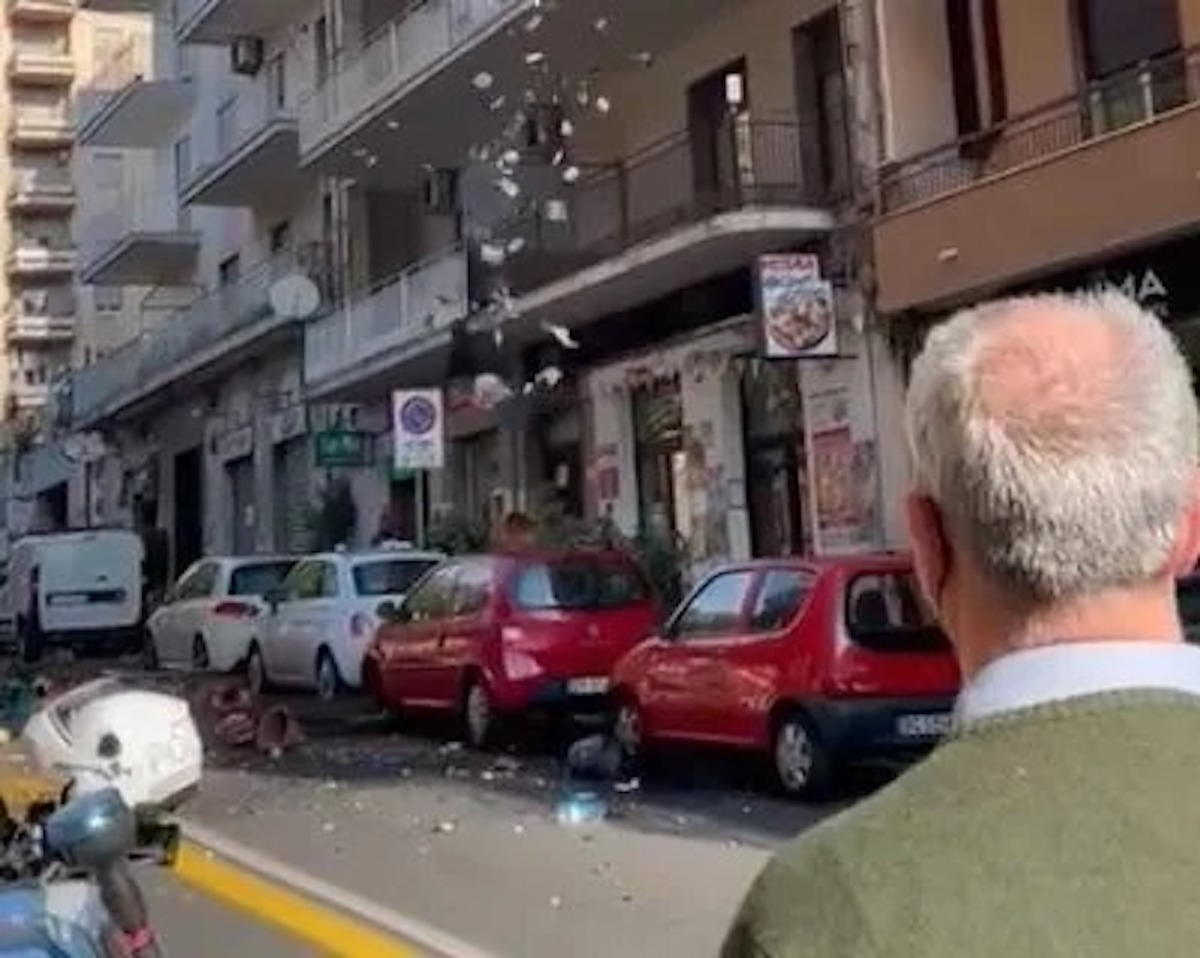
[422,168,459,215]
[230,36,265,76]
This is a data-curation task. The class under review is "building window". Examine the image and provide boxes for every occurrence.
[93,286,123,313]
[741,362,810,557]
[631,376,686,540]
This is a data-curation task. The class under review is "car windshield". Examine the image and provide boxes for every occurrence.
[229,561,296,597]
[511,557,650,611]
[845,571,950,653]
[353,559,440,597]
[52,677,126,734]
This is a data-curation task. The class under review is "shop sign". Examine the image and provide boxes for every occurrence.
[392,389,445,471]
[755,253,838,359]
[1012,233,1200,320]
[314,430,372,468]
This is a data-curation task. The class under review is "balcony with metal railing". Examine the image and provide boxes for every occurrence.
[70,244,330,426]
[172,0,296,46]
[495,118,835,329]
[8,166,75,212]
[299,0,526,167]
[7,242,75,277]
[9,103,73,146]
[8,42,74,85]
[78,189,200,286]
[874,45,1200,313]
[304,245,469,400]
[179,69,302,207]
[8,0,74,22]
[76,34,193,149]
[7,312,76,345]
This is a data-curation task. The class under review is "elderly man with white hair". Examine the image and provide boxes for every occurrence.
[721,291,1200,957]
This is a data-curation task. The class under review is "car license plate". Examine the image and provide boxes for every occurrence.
[567,677,609,696]
[896,712,953,738]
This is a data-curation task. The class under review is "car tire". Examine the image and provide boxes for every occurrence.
[462,676,499,751]
[315,648,344,702]
[613,693,646,766]
[771,709,834,801]
[142,628,160,672]
[246,643,272,696]
[191,636,211,672]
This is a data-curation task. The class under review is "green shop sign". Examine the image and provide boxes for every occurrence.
[314,430,372,468]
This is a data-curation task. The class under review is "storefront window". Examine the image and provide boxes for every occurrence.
[741,361,811,556]
[631,377,687,540]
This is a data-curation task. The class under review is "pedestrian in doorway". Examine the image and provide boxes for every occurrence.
[494,511,535,551]
[722,291,1200,957]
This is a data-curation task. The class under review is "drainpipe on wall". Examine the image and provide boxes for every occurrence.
[837,0,891,549]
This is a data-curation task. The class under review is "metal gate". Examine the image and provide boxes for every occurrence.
[228,456,255,554]
[272,438,310,554]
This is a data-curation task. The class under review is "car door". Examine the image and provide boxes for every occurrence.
[265,560,321,682]
[715,566,818,746]
[301,560,346,682]
[152,562,217,665]
[385,565,459,707]
[438,560,495,702]
[650,569,757,741]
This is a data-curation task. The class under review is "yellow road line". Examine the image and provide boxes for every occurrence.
[173,840,423,957]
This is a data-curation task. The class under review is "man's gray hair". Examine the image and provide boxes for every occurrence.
[905,290,1198,602]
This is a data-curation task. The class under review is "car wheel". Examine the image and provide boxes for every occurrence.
[142,628,160,672]
[772,710,833,801]
[191,636,211,672]
[613,694,645,764]
[315,649,343,702]
[462,677,498,750]
[246,643,271,695]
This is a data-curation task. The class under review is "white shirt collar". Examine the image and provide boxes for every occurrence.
[955,642,1200,724]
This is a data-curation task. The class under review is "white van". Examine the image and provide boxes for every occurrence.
[6,530,145,660]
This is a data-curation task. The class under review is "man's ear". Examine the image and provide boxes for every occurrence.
[1168,469,1200,576]
[906,492,949,610]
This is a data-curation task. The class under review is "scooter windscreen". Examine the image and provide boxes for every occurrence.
[0,887,105,957]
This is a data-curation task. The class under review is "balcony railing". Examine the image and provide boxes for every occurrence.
[9,167,74,200]
[8,314,75,340]
[181,71,294,195]
[304,245,468,387]
[8,245,75,272]
[497,119,815,294]
[880,45,1200,213]
[300,0,523,154]
[71,244,329,423]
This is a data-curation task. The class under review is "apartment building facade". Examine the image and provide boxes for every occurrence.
[0,0,159,543]
[30,0,911,579]
[873,0,1200,359]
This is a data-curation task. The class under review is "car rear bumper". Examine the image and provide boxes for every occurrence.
[807,695,957,761]
[495,675,614,714]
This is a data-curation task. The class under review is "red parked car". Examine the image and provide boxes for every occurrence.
[364,550,661,748]
[610,554,961,800]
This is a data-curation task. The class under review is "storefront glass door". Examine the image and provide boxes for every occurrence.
[742,362,810,556]
[632,377,686,540]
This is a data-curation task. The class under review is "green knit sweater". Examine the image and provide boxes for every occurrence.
[722,692,1200,958]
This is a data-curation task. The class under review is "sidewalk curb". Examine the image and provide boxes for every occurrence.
[176,818,502,958]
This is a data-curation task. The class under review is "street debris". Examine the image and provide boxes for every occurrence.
[555,790,607,826]
[565,734,625,781]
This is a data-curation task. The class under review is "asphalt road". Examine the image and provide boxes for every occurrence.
[145,871,321,956]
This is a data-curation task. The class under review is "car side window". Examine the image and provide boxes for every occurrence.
[750,569,814,633]
[452,562,492,617]
[845,571,948,652]
[285,561,322,601]
[671,570,755,640]
[318,562,341,599]
[176,562,218,601]
[404,566,458,623]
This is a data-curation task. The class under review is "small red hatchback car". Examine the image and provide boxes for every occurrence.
[609,554,961,800]
[364,550,661,748]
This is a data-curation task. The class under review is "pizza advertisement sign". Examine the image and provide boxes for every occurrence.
[756,254,838,360]
[392,388,445,471]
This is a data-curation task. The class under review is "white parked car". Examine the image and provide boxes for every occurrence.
[22,677,203,812]
[247,547,445,701]
[145,556,298,673]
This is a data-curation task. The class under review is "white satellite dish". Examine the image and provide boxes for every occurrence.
[269,274,321,320]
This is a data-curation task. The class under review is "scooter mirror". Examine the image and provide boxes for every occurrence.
[44,788,136,871]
